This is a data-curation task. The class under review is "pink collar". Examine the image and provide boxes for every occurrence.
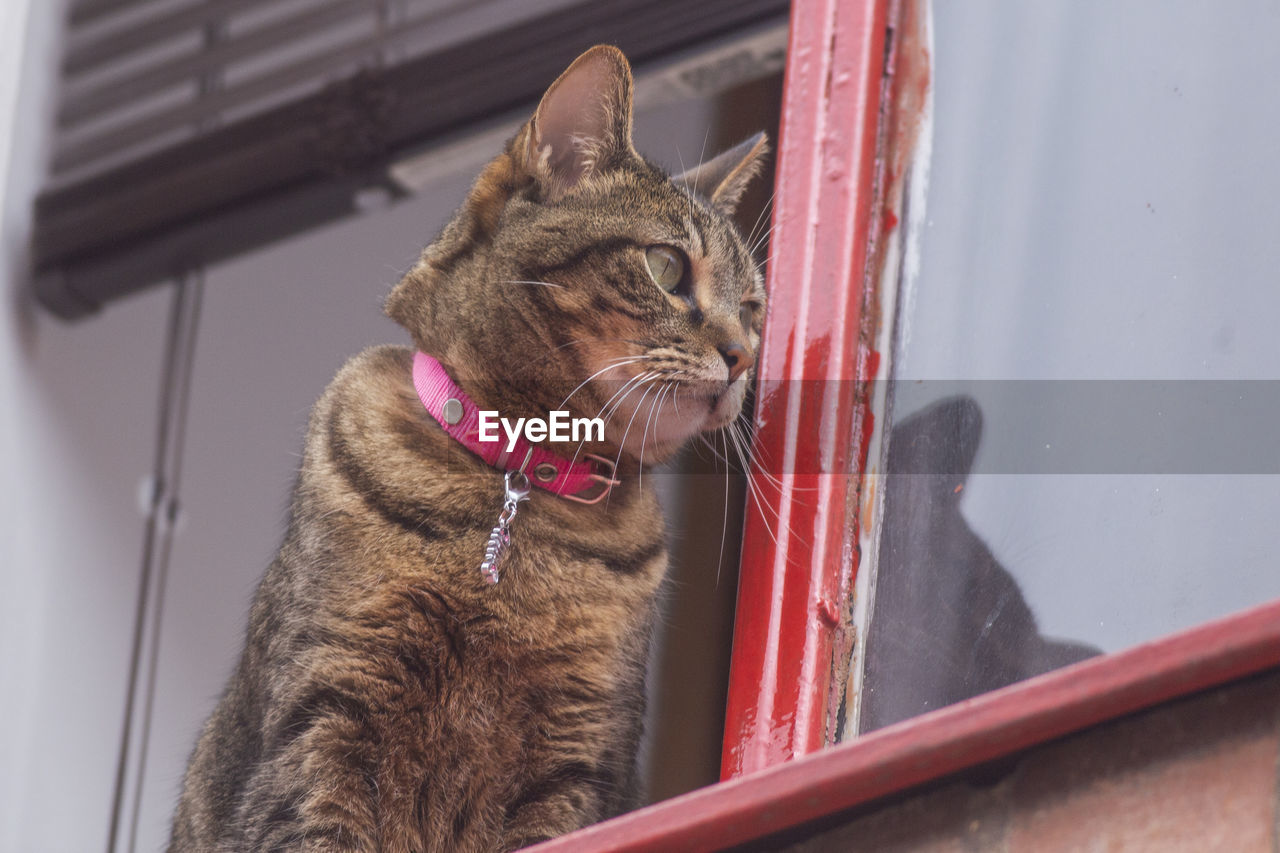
[411,351,618,504]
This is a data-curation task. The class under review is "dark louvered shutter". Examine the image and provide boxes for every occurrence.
[35,0,788,318]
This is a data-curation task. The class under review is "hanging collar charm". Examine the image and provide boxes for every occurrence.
[480,468,531,584]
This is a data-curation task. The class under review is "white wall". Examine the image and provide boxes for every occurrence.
[1,2,172,851]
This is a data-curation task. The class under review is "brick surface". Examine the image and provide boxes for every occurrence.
[744,671,1280,852]
[776,781,1007,853]
[1005,678,1280,853]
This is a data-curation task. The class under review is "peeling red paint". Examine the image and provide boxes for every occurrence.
[720,0,893,780]
[818,599,841,627]
[862,348,881,382]
[721,0,935,778]
[825,0,934,747]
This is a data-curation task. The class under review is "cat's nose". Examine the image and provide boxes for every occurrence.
[718,342,753,382]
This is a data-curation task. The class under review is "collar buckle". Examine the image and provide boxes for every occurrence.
[562,454,621,505]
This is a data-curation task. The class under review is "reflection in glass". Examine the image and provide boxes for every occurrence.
[862,397,1097,730]
[860,0,1280,731]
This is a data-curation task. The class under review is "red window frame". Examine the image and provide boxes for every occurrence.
[720,0,890,778]
[532,0,1280,846]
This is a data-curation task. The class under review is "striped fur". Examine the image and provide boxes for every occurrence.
[170,46,767,851]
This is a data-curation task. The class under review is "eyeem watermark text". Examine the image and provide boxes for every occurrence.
[478,411,605,453]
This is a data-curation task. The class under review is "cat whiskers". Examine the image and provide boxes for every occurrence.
[735,417,816,498]
[557,356,648,411]
[559,359,656,492]
[698,421,783,549]
[658,368,689,418]
[744,189,777,258]
[675,138,701,224]
[749,228,774,261]
[596,369,658,424]
[716,429,731,584]
[606,375,667,507]
[636,381,676,493]
[563,368,657,475]
[693,424,779,579]
[699,399,788,494]
[559,362,687,500]
[729,418,788,492]
[725,419,796,548]
[696,427,747,573]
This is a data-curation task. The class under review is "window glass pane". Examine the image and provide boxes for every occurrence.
[861,0,1280,731]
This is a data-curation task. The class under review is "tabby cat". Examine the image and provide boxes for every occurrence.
[170,45,768,851]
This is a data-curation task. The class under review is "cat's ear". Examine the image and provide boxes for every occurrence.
[676,132,770,216]
[523,45,636,198]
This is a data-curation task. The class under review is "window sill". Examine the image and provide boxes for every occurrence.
[530,597,1280,851]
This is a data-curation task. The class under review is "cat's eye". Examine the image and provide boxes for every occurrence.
[645,246,686,293]
[740,302,758,331]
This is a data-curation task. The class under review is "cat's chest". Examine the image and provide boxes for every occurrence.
[504,497,668,600]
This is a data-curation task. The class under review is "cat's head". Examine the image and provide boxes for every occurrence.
[387,45,769,465]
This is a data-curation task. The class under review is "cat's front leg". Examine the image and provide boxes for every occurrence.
[238,720,383,852]
[499,761,613,851]
[239,772,380,852]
